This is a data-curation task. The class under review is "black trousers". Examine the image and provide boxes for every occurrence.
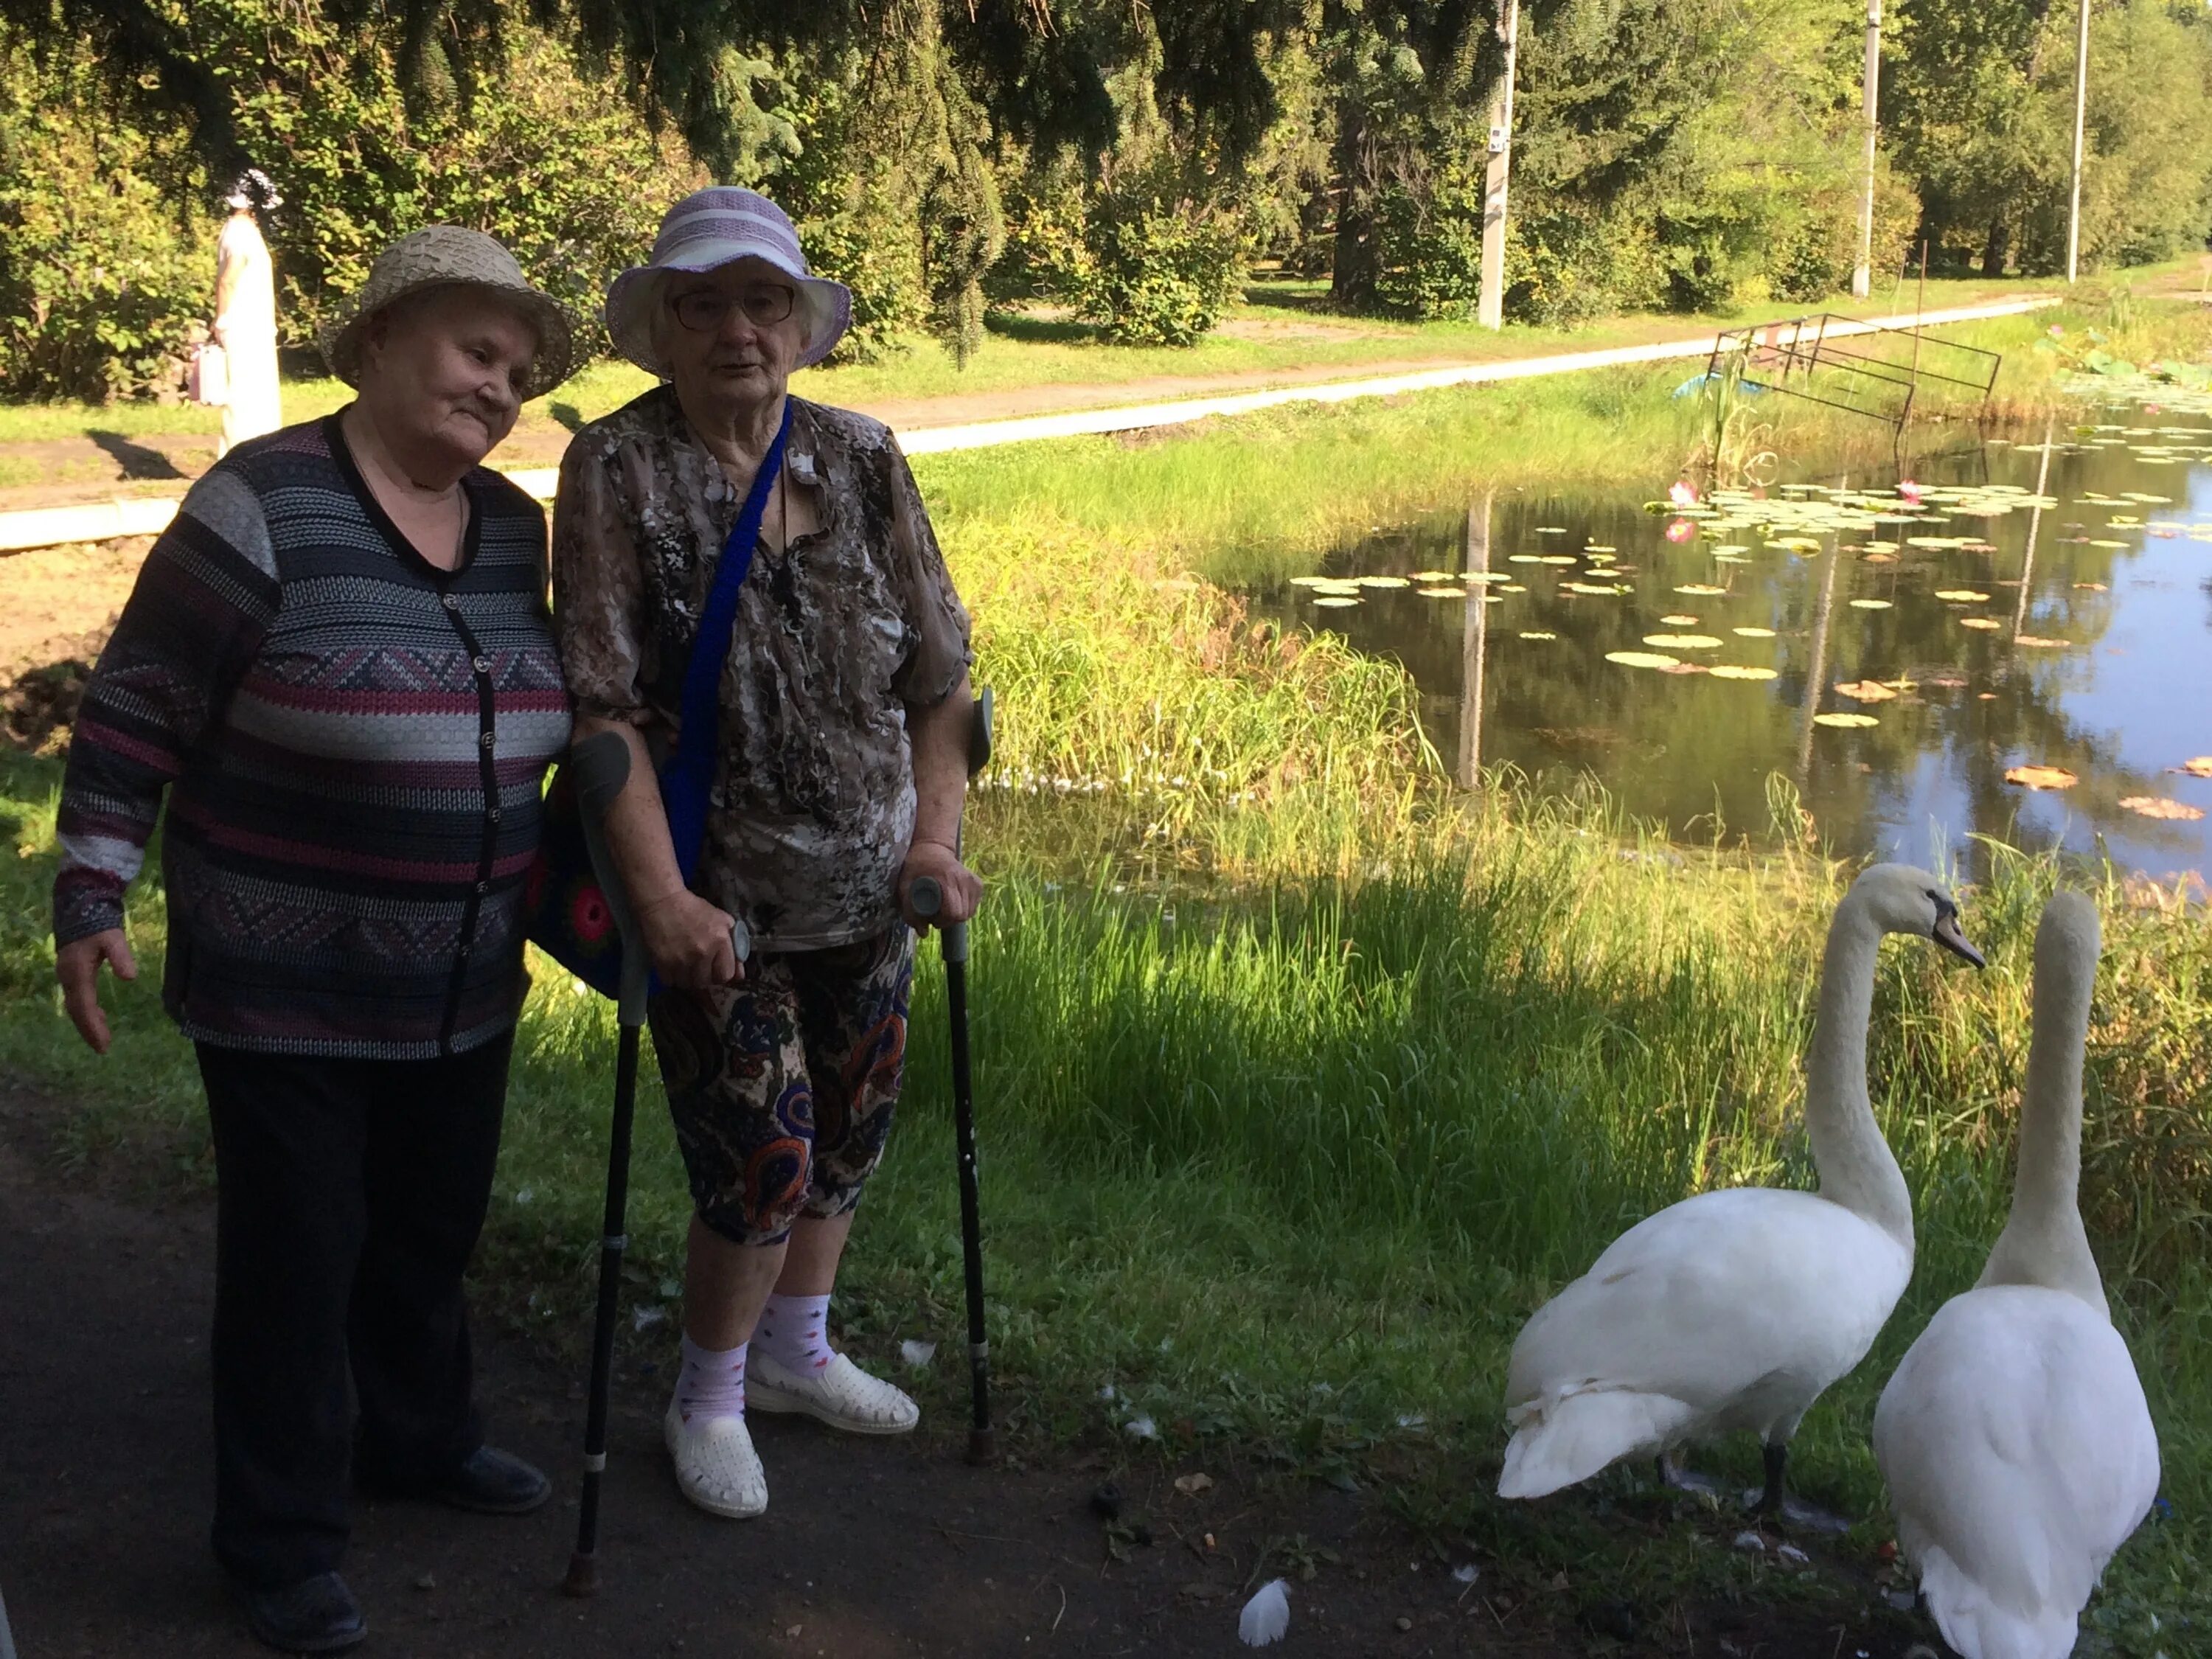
[196,1034,512,1590]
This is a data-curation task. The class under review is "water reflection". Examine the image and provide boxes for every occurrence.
[1253,410,2212,880]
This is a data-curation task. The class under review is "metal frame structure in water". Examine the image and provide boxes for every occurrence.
[1706,313,2004,434]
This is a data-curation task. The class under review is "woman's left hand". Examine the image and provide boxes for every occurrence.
[898,839,981,931]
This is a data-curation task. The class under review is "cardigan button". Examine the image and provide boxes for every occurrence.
[441,594,459,611]
[472,655,490,675]
[479,731,495,751]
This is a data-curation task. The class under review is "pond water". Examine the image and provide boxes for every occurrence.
[1251,394,2212,882]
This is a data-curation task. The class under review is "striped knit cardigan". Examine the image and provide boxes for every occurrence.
[52,417,572,1060]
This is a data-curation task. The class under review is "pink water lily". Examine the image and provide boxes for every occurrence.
[1668,480,1700,507]
[1666,518,1697,543]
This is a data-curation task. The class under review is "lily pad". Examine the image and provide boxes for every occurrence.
[2004,765,2079,790]
[1732,626,1778,639]
[1849,599,1893,611]
[1709,665,1779,681]
[1354,576,1411,588]
[1674,583,1728,596]
[1644,633,1722,650]
[1660,613,1701,625]
[1933,591,1990,602]
[2118,797,2205,821]
[1417,586,1468,598]
[1310,596,1361,608]
[1813,712,1881,728]
[2014,635,2070,649]
[1959,617,2003,631]
[1834,681,1899,703]
[2176,757,2212,779]
[1606,650,1682,669]
[1518,631,1557,641]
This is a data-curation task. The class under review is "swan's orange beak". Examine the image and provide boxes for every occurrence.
[1933,908,1985,967]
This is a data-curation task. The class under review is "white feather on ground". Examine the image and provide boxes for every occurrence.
[1237,1579,1290,1647]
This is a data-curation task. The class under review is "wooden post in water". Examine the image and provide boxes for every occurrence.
[2015,417,2055,636]
[1460,492,1493,788]
[1796,535,1842,787]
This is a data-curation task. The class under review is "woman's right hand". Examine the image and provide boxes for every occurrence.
[636,889,745,988]
[57,928,138,1054]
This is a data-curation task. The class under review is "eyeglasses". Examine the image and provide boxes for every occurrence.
[667,282,797,333]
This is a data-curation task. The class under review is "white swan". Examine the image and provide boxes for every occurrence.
[1498,863,1985,1513]
[1873,891,2159,1659]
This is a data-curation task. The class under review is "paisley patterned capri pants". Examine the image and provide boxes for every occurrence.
[647,927,914,1246]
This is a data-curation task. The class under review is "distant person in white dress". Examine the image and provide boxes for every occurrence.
[213,170,283,455]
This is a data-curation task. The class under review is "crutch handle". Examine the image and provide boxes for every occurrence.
[907,877,968,963]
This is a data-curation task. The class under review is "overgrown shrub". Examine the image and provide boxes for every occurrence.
[1372,165,1484,321]
[0,35,212,401]
[1504,206,1663,327]
[1065,195,1246,346]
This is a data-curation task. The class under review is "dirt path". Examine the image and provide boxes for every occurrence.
[0,1086,1534,1659]
[0,1082,1944,1659]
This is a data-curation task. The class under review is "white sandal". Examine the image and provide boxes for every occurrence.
[745,1352,919,1436]
[663,1399,768,1518]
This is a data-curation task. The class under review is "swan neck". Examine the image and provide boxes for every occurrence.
[1979,923,2105,1310]
[1806,897,1913,1244]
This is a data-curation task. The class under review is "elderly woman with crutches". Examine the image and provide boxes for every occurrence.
[52,227,577,1655]
[552,186,982,1520]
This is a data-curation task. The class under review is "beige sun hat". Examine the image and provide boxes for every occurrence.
[320,226,577,393]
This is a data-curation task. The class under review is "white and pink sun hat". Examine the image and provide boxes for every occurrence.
[604,187,852,376]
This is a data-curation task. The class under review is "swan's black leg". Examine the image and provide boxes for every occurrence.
[1755,1442,1789,1514]
[1746,1443,1854,1534]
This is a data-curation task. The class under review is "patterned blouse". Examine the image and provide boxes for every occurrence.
[552,389,970,952]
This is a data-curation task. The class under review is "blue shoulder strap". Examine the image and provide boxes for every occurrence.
[661,399,793,884]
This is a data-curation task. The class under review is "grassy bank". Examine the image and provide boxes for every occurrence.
[3,292,2209,1651]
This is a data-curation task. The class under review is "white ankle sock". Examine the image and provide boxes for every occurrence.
[754,1293,835,1374]
[676,1335,746,1422]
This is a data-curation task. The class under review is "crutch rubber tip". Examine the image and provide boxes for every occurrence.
[562,1552,601,1598]
[965,1427,998,1467]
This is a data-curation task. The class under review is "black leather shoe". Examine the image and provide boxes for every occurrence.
[436,1444,552,1514]
[237,1571,366,1655]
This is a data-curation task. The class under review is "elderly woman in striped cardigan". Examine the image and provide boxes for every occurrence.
[51,227,574,1658]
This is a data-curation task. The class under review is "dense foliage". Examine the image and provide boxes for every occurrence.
[2,0,2209,397]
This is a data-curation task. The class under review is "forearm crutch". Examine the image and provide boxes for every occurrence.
[906,686,995,1466]
[563,731,748,1595]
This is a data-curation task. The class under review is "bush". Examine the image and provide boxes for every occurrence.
[1065,197,1246,346]
[0,35,213,401]
[1505,206,1664,327]
[1372,166,1485,321]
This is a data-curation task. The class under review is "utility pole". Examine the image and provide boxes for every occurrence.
[2066,0,2090,282]
[1852,0,1882,299]
[1476,0,1521,330]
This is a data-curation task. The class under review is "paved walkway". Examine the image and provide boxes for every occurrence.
[1,296,2056,553]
